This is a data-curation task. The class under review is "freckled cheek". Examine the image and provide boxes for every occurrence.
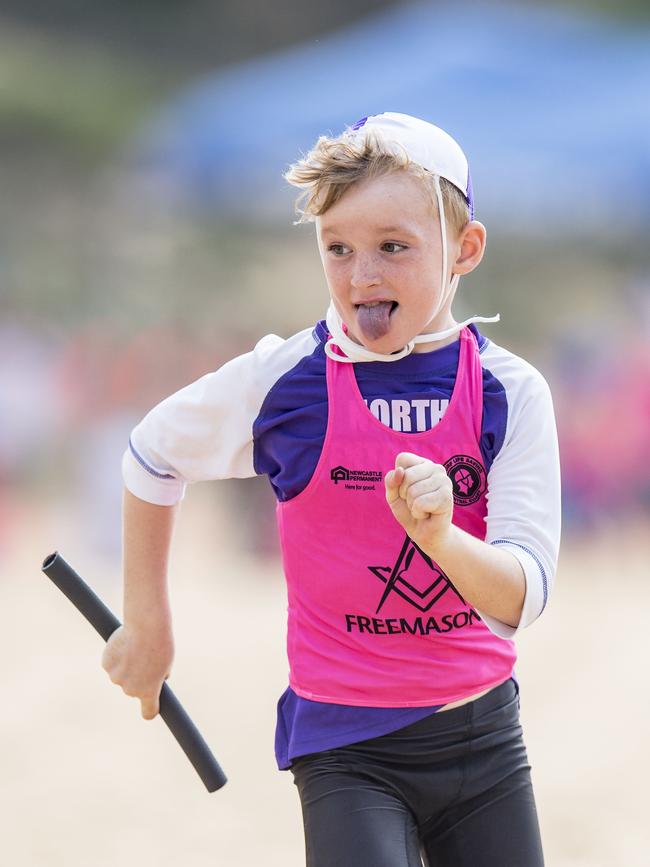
[323,263,351,296]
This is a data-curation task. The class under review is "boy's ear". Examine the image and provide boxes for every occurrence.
[452,221,487,276]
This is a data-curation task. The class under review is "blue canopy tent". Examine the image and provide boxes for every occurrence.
[131,0,650,235]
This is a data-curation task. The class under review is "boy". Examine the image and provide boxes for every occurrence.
[103,112,560,865]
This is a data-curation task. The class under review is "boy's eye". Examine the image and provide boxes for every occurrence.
[328,244,349,256]
[381,242,406,253]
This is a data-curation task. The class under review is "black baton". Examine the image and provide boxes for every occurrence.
[42,551,227,793]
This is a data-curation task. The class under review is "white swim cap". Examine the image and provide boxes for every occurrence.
[344,112,474,219]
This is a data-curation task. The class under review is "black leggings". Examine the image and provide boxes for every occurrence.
[290,678,544,867]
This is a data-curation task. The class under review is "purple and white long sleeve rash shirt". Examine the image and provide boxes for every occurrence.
[122,321,561,769]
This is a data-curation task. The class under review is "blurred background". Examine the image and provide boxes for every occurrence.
[2,1,649,864]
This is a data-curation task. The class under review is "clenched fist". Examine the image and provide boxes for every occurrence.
[385,452,454,554]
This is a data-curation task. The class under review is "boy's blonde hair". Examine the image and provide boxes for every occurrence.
[284,130,470,236]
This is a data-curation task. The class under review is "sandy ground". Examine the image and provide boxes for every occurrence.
[2,489,648,866]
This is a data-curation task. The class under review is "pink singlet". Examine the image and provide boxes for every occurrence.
[276,327,516,707]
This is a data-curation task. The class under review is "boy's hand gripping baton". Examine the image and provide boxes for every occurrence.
[41,551,227,793]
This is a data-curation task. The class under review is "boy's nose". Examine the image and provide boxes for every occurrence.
[350,255,381,290]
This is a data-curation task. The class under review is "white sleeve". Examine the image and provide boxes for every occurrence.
[476,341,561,639]
[122,327,318,505]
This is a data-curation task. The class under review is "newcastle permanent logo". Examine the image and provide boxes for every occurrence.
[330,465,383,491]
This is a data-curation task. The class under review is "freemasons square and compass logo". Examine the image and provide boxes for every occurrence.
[369,535,465,614]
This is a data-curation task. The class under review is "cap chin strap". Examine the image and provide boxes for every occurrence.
[324,305,500,363]
[324,175,499,364]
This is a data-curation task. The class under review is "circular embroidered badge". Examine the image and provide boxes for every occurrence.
[444,455,487,506]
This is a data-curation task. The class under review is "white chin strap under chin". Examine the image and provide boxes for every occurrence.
[325,174,499,364]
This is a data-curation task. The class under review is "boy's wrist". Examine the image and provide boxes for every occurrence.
[420,521,459,563]
[123,600,173,632]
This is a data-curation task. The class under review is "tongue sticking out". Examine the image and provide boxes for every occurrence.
[356,302,394,341]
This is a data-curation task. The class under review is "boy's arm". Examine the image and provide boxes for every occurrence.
[482,360,561,634]
[105,328,320,716]
[101,489,178,719]
[385,362,561,633]
[385,456,525,627]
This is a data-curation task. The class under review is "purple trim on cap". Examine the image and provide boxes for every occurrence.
[466,168,475,220]
[350,116,369,130]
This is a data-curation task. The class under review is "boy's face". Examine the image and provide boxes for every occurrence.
[316,171,464,354]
